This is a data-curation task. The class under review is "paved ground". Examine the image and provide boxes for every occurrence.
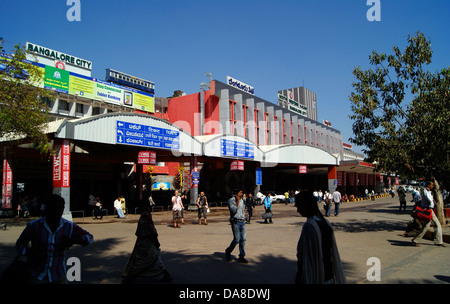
[1,194,449,285]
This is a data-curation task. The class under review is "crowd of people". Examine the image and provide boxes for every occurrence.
[2,179,447,285]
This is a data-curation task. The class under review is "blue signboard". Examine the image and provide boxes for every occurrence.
[220,139,254,159]
[255,168,262,185]
[116,120,180,150]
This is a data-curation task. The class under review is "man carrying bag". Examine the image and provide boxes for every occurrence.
[262,193,273,224]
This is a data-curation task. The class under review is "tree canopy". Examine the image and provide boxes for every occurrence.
[349,32,450,186]
[0,44,53,155]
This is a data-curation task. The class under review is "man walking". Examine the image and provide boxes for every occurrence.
[332,189,342,216]
[263,193,273,224]
[172,189,184,228]
[196,191,209,225]
[411,181,446,247]
[398,186,407,212]
[245,192,255,224]
[225,188,248,263]
[15,194,94,283]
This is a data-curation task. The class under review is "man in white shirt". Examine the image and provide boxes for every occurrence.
[172,190,184,228]
[332,189,342,216]
[114,196,125,218]
[411,181,446,247]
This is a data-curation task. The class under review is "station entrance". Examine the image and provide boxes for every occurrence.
[2,113,342,219]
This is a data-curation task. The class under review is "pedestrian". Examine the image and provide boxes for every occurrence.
[398,186,407,212]
[411,188,421,207]
[22,197,30,218]
[122,199,172,283]
[225,188,248,263]
[294,190,346,284]
[148,194,156,209]
[114,195,126,218]
[120,195,127,216]
[87,194,95,216]
[323,190,332,217]
[245,192,255,224]
[93,197,103,220]
[15,194,94,283]
[179,191,187,224]
[313,190,319,202]
[289,190,295,204]
[172,190,184,228]
[332,189,342,216]
[263,193,273,224]
[196,191,209,225]
[411,181,446,247]
[441,187,448,205]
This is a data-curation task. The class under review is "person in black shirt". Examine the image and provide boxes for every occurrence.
[245,192,255,224]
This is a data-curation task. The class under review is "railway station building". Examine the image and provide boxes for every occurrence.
[1,42,381,219]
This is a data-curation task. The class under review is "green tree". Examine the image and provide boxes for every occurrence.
[349,32,449,224]
[0,44,53,155]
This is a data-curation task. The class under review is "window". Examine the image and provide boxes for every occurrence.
[243,104,249,138]
[41,96,54,108]
[229,100,236,134]
[304,126,307,144]
[273,115,278,145]
[290,121,294,144]
[265,112,270,145]
[92,107,101,115]
[76,103,84,114]
[58,99,69,111]
[254,109,259,145]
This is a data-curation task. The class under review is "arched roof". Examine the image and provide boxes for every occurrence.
[261,144,339,166]
[55,112,203,156]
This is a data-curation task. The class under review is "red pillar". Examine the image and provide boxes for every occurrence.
[328,166,337,192]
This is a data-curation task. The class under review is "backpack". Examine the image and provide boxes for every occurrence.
[411,206,433,223]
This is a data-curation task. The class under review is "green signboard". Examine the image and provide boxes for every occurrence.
[44,66,69,93]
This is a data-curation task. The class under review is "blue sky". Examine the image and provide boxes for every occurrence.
[1,0,449,154]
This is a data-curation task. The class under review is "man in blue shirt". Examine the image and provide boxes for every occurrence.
[16,194,94,283]
[263,193,273,224]
[225,188,248,263]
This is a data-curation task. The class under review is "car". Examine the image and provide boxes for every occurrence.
[256,191,287,204]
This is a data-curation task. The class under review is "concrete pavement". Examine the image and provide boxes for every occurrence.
[0,194,449,285]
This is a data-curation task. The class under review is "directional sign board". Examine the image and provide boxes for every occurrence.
[220,139,254,159]
[255,168,262,185]
[116,120,180,150]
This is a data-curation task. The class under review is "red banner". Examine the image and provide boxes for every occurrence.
[138,151,156,165]
[230,160,244,171]
[298,165,307,174]
[53,140,71,188]
[2,159,13,209]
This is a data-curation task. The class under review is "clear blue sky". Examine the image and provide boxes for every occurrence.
[1,0,449,154]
